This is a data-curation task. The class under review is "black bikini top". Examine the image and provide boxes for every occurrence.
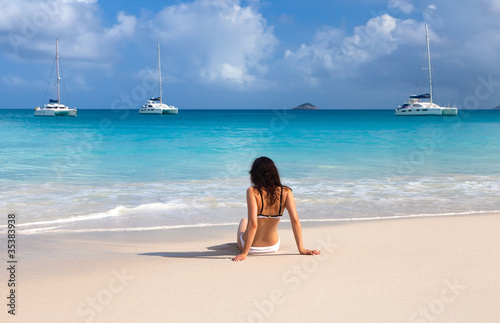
[257,186,283,218]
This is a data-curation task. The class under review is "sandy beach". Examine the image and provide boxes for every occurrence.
[2,213,499,323]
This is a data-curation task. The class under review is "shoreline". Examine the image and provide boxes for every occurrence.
[10,209,500,235]
[3,213,499,322]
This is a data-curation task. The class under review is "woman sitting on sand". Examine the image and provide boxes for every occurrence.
[233,157,320,262]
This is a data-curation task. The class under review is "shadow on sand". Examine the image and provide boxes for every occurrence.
[138,243,239,260]
[139,243,299,260]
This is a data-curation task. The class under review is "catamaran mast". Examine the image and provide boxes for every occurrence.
[158,42,162,104]
[425,24,433,106]
[56,38,60,105]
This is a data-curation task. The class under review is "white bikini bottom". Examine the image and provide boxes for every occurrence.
[240,233,280,254]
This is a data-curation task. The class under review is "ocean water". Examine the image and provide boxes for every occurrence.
[1,108,500,234]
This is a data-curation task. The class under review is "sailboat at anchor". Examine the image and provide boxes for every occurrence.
[395,24,457,116]
[34,38,77,117]
[139,43,178,115]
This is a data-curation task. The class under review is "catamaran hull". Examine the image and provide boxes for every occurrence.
[34,109,56,117]
[395,107,457,116]
[139,108,163,115]
[162,108,178,115]
[34,108,77,117]
[441,108,458,116]
[395,109,442,116]
[139,103,178,115]
[54,109,77,117]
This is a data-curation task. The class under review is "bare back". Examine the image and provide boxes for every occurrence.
[250,187,290,247]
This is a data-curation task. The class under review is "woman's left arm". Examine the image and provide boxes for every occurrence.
[232,188,258,262]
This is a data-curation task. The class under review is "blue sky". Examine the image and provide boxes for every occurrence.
[1,0,500,109]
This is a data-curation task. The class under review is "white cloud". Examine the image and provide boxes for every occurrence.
[202,63,256,84]
[388,0,414,14]
[422,4,445,28]
[1,73,24,86]
[0,0,275,89]
[482,0,500,13]
[105,12,137,40]
[61,0,97,3]
[282,14,427,85]
[0,0,136,64]
[343,14,399,61]
[145,0,277,87]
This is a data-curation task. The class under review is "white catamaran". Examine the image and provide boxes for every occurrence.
[395,25,457,116]
[139,43,178,115]
[35,39,77,117]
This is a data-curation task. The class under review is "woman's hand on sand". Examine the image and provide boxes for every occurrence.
[232,253,247,262]
[299,249,320,255]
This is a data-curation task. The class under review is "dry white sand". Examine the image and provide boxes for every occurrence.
[2,213,499,322]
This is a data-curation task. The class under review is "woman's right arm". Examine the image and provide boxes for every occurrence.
[285,189,320,255]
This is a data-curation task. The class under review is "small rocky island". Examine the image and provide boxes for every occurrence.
[292,103,319,110]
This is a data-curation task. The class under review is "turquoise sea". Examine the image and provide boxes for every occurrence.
[1,108,500,234]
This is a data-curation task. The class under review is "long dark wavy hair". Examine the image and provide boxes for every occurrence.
[249,157,288,205]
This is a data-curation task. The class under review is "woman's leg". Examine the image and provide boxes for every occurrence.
[236,218,247,252]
